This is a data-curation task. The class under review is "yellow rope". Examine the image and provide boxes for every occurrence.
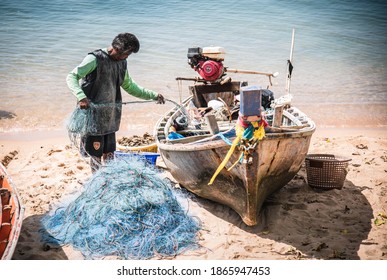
[208,121,266,185]
[227,152,244,171]
[208,134,242,185]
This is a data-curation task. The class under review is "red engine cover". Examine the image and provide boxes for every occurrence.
[197,60,224,81]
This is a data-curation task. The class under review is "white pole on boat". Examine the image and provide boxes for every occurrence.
[225,69,279,86]
[285,28,295,95]
[226,68,278,77]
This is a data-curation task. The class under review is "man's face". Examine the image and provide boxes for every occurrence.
[110,48,132,61]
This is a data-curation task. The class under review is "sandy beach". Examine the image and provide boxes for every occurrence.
[1,126,386,261]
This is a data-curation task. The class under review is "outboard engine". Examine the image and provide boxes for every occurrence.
[187,47,225,82]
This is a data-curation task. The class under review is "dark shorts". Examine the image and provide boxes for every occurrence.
[81,133,116,157]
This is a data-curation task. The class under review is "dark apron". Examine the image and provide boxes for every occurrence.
[80,49,126,135]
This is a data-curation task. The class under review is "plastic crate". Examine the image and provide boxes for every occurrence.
[305,154,351,190]
[114,151,160,165]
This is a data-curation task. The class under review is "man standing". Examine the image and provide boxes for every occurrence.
[66,32,164,172]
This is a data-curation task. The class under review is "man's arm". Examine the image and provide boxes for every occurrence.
[121,71,159,100]
[66,54,97,101]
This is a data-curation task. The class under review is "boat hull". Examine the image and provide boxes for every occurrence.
[0,163,24,260]
[158,130,313,226]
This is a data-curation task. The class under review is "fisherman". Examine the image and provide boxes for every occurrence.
[66,32,165,172]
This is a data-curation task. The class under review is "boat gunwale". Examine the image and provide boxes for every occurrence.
[157,127,315,152]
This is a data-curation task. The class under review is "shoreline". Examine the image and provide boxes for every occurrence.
[1,125,386,146]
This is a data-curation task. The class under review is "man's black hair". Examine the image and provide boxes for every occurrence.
[112,33,140,53]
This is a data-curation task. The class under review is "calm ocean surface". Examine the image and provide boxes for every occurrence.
[1,0,386,134]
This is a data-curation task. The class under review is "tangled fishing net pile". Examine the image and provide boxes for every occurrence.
[41,157,201,259]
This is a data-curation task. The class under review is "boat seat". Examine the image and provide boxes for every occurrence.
[0,189,10,206]
[1,205,11,223]
[189,81,241,108]
[0,240,7,256]
[0,223,11,242]
[168,134,209,144]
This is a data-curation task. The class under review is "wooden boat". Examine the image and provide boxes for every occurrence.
[155,81,315,226]
[0,163,24,260]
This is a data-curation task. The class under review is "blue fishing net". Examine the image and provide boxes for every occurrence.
[66,104,99,153]
[41,157,201,259]
[66,104,98,136]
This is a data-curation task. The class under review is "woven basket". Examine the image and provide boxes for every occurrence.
[305,154,351,190]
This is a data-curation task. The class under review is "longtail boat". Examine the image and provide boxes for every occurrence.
[155,37,315,226]
[0,163,24,260]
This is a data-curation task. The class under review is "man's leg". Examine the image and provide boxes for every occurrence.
[102,133,116,164]
[84,135,104,173]
[90,156,102,173]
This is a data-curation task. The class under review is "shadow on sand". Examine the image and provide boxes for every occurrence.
[12,214,69,260]
[195,168,373,260]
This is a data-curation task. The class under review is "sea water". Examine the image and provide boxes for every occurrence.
[0,0,386,134]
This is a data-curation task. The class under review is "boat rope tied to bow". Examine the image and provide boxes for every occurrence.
[208,121,265,185]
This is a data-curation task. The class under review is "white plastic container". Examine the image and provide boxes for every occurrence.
[208,100,224,110]
[202,46,226,60]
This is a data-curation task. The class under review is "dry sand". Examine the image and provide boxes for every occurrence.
[1,127,386,260]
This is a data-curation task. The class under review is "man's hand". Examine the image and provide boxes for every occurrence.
[78,98,90,109]
[156,94,165,104]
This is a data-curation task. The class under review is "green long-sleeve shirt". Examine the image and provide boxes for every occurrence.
[66,48,158,101]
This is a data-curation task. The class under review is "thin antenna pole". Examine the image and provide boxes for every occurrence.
[286,28,295,95]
